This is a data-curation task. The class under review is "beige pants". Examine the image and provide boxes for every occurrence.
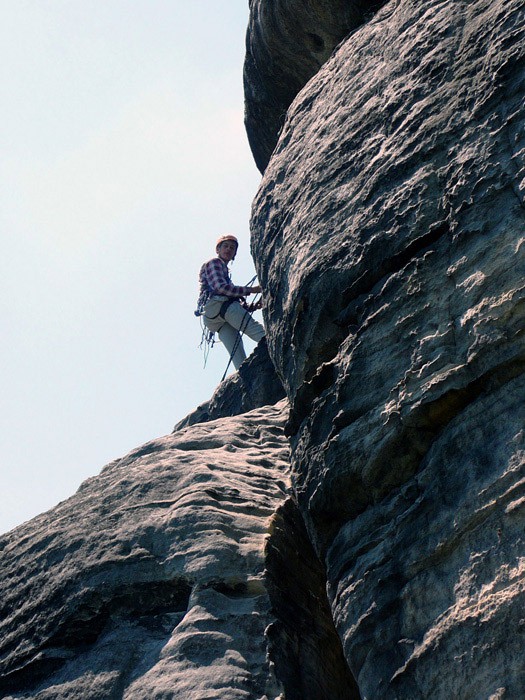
[203,297,265,369]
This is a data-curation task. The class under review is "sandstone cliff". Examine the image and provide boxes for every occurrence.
[1,0,524,698]
[248,0,525,697]
[1,404,290,699]
[0,351,353,700]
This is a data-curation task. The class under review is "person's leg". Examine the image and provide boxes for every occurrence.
[218,323,247,369]
[224,302,265,343]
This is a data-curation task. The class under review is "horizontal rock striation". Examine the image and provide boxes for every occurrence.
[0,396,356,699]
[251,0,525,696]
[0,405,293,699]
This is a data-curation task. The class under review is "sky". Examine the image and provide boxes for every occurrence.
[0,1,263,534]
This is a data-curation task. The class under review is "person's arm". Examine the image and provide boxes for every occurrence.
[206,259,260,297]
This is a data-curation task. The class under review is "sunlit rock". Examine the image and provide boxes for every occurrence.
[0,404,290,698]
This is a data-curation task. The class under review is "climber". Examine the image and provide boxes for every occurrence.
[196,234,265,370]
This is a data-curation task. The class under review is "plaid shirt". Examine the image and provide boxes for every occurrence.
[199,257,249,300]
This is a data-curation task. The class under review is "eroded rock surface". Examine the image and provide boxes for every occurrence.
[175,340,285,431]
[251,0,525,696]
[3,0,525,697]
[0,404,292,699]
[244,0,386,172]
[1,393,356,700]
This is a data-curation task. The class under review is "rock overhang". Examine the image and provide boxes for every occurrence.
[244,0,388,173]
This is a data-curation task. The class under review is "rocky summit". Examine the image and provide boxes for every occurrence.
[2,0,524,698]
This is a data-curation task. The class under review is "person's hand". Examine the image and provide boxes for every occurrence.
[250,285,262,294]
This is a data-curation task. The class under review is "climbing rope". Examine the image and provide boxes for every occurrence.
[220,288,262,382]
[196,274,261,377]
[198,317,216,368]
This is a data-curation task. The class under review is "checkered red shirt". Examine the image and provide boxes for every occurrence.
[199,257,250,299]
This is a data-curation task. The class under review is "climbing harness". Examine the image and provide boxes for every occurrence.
[195,274,260,374]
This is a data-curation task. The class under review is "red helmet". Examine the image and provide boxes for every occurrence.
[216,234,239,254]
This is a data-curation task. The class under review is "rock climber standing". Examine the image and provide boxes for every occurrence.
[197,235,265,370]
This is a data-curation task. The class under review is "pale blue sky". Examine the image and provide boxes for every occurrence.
[1,1,262,534]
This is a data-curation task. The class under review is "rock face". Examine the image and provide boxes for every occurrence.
[244,0,386,172]
[0,403,291,699]
[0,394,355,700]
[2,0,524,698]
[250,0,525,697]
[174,340,285,431]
